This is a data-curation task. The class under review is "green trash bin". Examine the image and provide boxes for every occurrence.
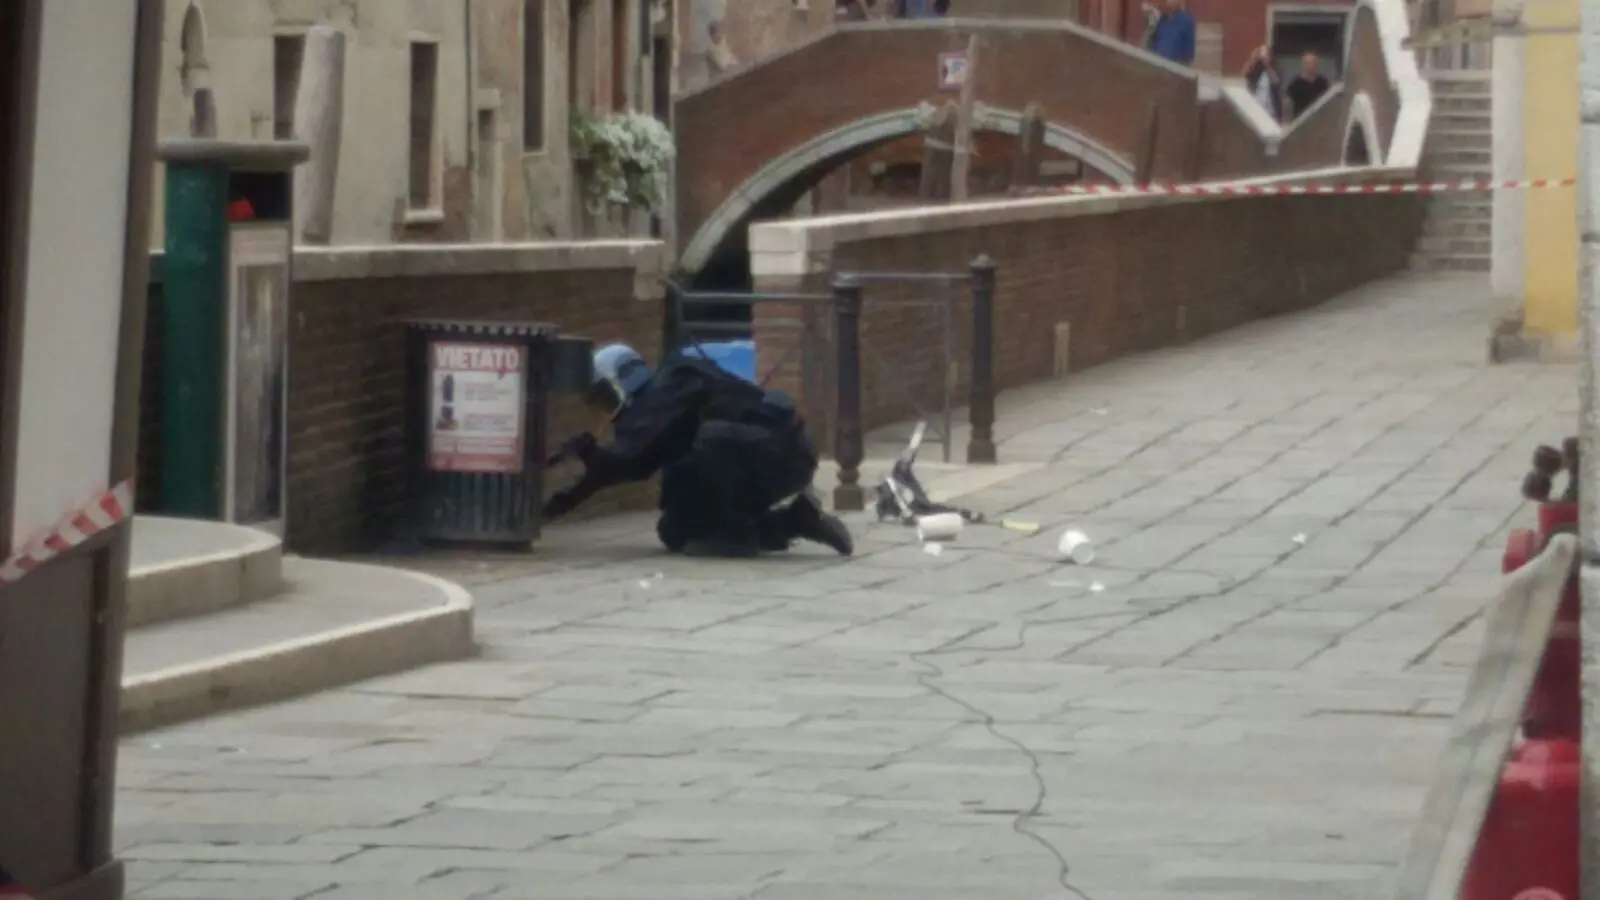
[155,139,308,535]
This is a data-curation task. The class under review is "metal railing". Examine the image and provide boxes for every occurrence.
[833,270,969,464]
[659,255,999,512]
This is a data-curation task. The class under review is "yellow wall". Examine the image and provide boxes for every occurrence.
[1519,0,1580,336]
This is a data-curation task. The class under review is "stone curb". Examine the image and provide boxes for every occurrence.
[118,567,477,735]
[126,528,284,628]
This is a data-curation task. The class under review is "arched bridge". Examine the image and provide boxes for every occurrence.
[672,6,1415,275]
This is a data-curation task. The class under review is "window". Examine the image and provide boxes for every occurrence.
[611,0,628,110]
[408,40,440,210]
[272,34,305,140]
[523,0,545,150]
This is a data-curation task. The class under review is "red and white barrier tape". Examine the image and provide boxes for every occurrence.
[0,479,135,584]
[1023,177,1576,198]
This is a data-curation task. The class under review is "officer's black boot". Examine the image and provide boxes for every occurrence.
[656,513,689,553]
[786,493,853,556]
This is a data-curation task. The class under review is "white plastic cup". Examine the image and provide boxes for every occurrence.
[915,512,965,543]
[1057,529,1095,565]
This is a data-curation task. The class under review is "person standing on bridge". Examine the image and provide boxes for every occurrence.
[1285,51,1332,120]
[704,21,738,77]
[1147,0,1196,67]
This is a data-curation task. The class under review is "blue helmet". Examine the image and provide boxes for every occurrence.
[589,342,651,410]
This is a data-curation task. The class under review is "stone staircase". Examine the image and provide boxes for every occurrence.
[1410,72,1492,273]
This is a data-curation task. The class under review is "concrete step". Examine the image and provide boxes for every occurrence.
[1424,199,1493,220]
[1410,252,1491,273]
[1425,129,1492,151]
[1429,80,1492,96]
[1433,95,1491,114]
[120,523,476,734]
[129,517,283,627]
[1427,147,1492,168]
[1417,234,1492,255]
[1423,216,1491,239]
[1423,163,1494,180]
[1430,112,1492,133]
[1426,193,1493,211]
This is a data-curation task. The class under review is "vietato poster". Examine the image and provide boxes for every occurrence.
[427,341,525,473]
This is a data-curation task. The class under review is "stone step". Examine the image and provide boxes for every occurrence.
[1426,128,1492,150]
[1423,216,1491,239]
[1430,113,1492,133]
[1429,80,1492,96]
[120,556,476,734]
[1423,163,1494,179]
[1425,195,1493,214]
[1416,234,1492,256]
[1433,95,1491,113]
[1427,147,1493,168]
[129,517,284,627]
[1410,252,1491,273]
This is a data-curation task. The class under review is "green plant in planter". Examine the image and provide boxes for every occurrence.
[570,111,676,215]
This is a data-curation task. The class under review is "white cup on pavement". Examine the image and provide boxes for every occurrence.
[915,512,965,542]
[1057,529,1095,565]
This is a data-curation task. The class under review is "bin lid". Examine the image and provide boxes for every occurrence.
[406,319,558,338]
[157,139,310,169]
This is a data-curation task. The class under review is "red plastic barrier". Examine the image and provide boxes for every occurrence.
[1501,503,1580,740]
[1460,739,1579,900]
[1503,528,1539,575]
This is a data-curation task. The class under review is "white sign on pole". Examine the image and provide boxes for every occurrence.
[937,51,969,91]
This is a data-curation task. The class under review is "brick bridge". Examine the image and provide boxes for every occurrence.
[672,3,1417,275]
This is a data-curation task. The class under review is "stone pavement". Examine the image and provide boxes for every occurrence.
[114,273,1575,900]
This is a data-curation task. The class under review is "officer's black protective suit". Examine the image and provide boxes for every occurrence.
[544,356,851,556]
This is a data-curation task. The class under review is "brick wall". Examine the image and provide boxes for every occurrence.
[751,181,1426,446]
[139,244,664,554]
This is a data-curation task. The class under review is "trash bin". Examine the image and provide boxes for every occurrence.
[157,138,308,533]
[403,320,591,545]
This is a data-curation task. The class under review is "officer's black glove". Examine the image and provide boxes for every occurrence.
[542,489,583,521]
[546,433,597,468]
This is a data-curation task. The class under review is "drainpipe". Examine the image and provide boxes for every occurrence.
[464,0,477,175]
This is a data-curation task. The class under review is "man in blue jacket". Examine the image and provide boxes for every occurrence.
[1147,0,1196,66]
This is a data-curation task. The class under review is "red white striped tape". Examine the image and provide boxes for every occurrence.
[1023,177,1575,198]
[0,479,135,584]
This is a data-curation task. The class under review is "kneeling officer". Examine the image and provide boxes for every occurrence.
[543,343,853,558]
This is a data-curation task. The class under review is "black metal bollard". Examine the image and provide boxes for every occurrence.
[661,283,683,358]
[832,275,865,512]
[967,255,998,464]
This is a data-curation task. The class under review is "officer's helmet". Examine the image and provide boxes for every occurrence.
[588,342,652,412]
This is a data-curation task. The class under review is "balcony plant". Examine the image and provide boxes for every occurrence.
[570,111,675,216]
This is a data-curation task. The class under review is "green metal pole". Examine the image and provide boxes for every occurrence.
[160,162,228,517]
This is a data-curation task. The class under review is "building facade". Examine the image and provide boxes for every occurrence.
[154,0,672,246]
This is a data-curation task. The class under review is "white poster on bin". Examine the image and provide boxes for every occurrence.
[427,341,525,474]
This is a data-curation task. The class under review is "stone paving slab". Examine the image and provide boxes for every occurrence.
[115,274,1574,900]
